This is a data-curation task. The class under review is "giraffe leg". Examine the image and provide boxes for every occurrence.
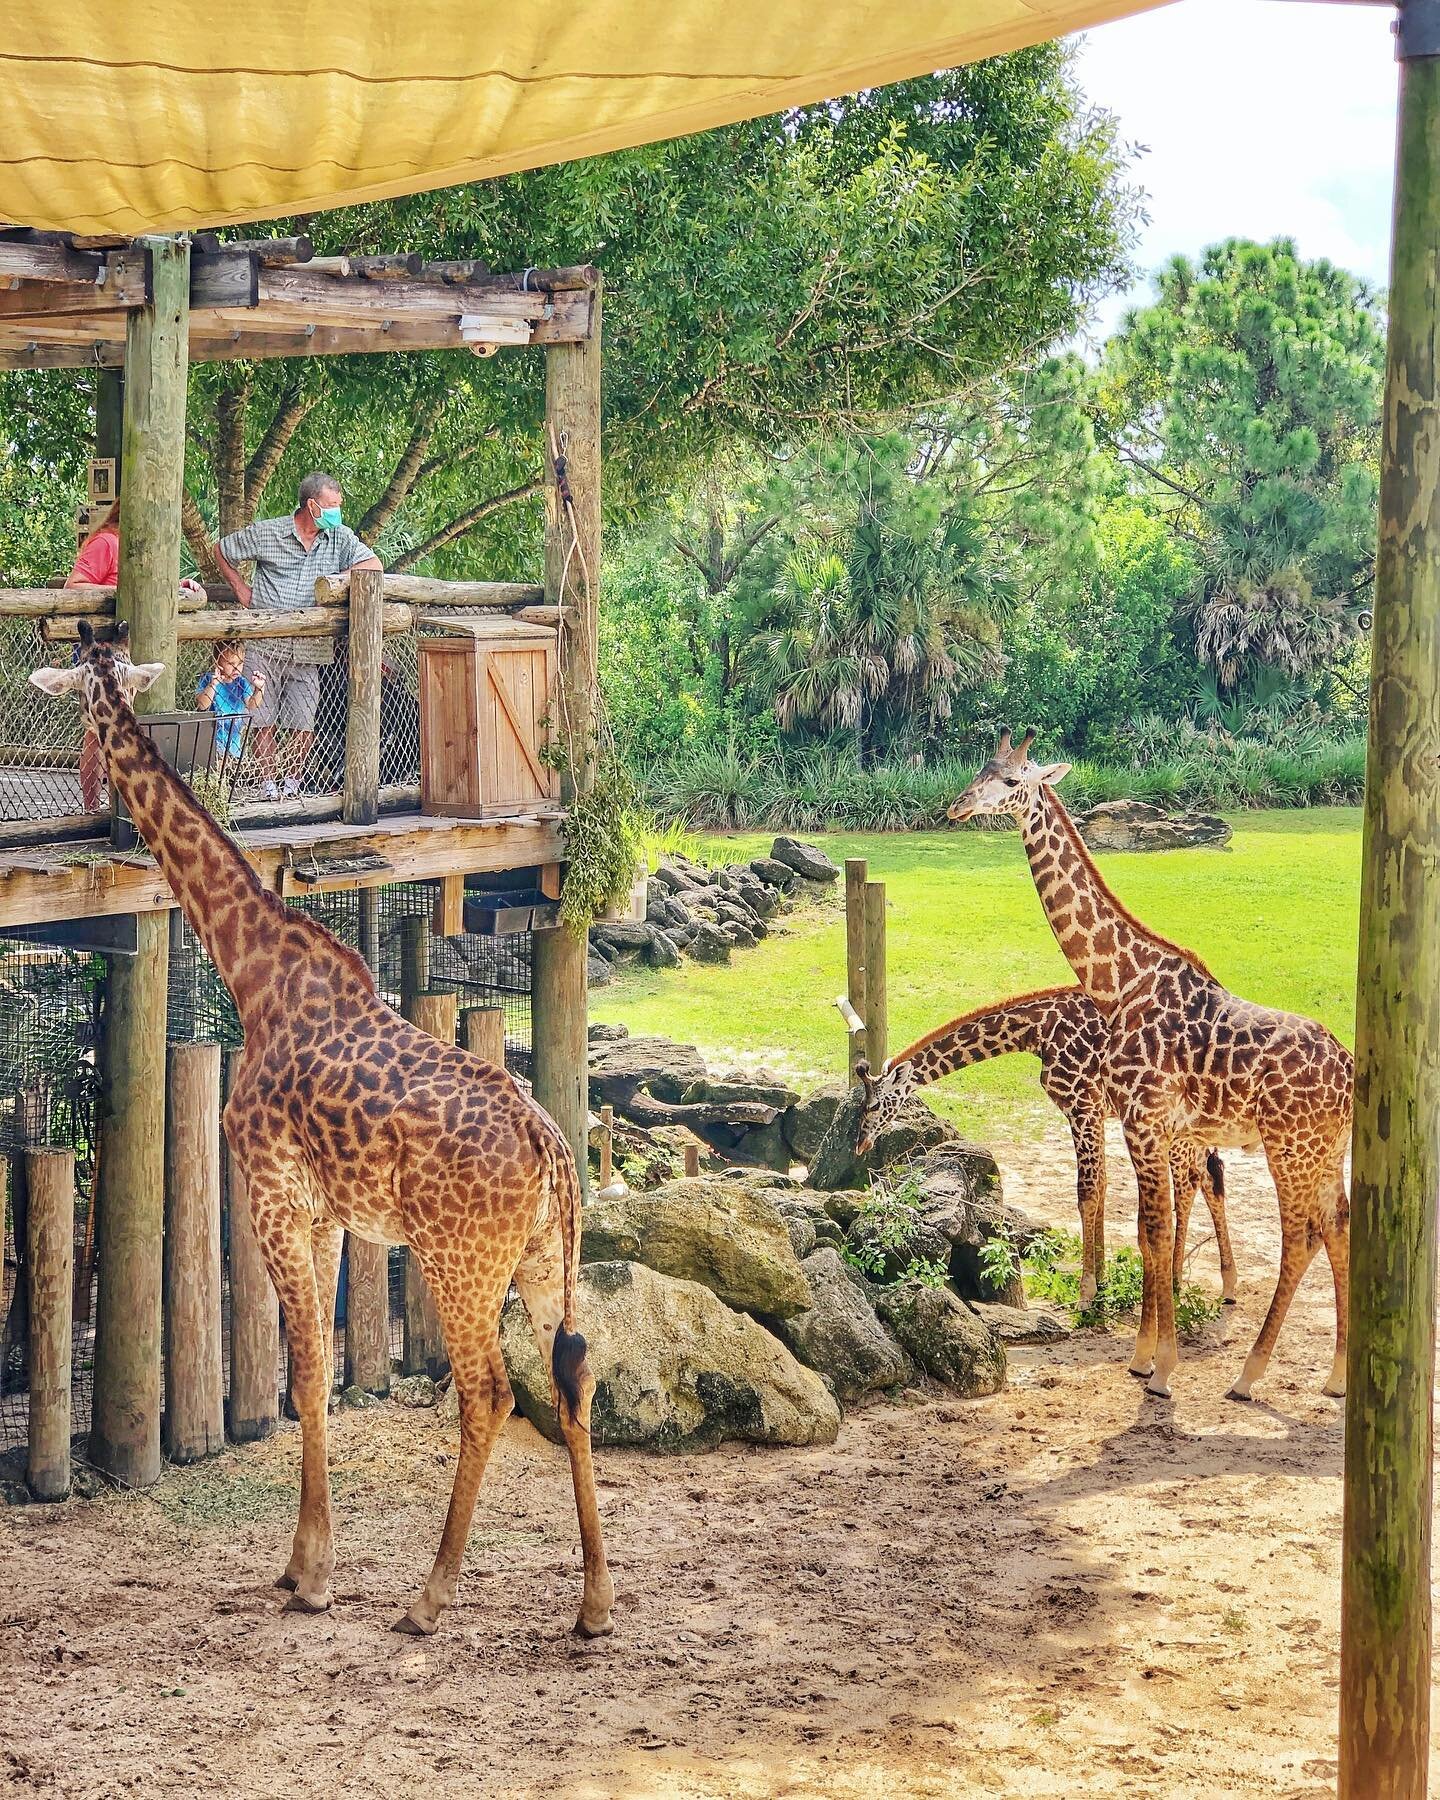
[276,1222,344,1591]
[1229,1140,1335,1401]
[513,1225,615,1640]
[1203,1153,1239,1304]
[1320,1168,1350,1398]
[1070,1110,1106,1311]
[394,1282,513,1637]
[1125,1134,1177,1394]
[1227,1232,1321,1402]
[1169,1145,1198,1295]
[248,1195,336,1612]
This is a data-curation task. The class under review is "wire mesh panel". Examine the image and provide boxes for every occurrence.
[0,618,98,825]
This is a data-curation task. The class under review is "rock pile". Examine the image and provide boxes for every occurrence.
[587,836,840,985]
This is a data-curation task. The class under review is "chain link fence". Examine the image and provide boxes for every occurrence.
[1,883,533,1462]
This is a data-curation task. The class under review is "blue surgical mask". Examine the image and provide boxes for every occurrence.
[317,505,343,531]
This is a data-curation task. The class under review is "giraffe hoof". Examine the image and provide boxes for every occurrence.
[1145,1377,1172,1399]
[1222,1296,1238,1307]
[573,1610,614,1640]
[1126,1365,1152,1381]
[391,1610,437,1637]
[282,1589,333,1615]
[1321,1382,1346,1399]
[1225,1387,1252,1405]
[273,1572,299,1592]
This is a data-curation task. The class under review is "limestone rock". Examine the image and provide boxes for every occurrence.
[1074,800,1233,854]
[915,1143,1027,1306]
[579,1177,812,1317]
[770,837,841,883]
[501,1261,840,1451]
[586,955,614,988]
[770,1248,912,1401]
[874,1283,1007,1397]
[391,1375,438,1408]
[782,1212,818,1259]
[688,923,733,964]
[807,1083,958,1190]
[342,1384,383,1409]
[974,1302,1070,1345]
[750,856,799,891]
[587,1034,708,1105]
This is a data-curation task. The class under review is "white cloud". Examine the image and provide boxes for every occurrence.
[1068,0,1397,339]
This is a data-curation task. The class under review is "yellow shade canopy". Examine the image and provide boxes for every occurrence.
[2,0,1165,236]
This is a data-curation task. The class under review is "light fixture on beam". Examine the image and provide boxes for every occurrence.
[458,313,533,356]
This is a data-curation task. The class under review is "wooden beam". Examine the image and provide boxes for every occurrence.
[0,252,148,317]
[0,584,210,618]
[342,567,384,827]
[0,241,107,284]
[1339,38,1440,1800]
[315,573,543,607]
[42,601,412,642]
[189,252,258,310]
[432,872,464,937]
[193,233,313,267]
[531,285,602,1190]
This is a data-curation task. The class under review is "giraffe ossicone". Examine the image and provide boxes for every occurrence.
[30,628,615,1638]
[945,731,1350,1401]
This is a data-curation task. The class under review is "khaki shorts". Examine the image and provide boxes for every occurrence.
[246,651,320,731]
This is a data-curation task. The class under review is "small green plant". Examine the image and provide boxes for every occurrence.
[977,1233,1022,1295]
[1020,1231,1221,1338]
[902,1254,951,1289]
[557,750,648,937]
[1219,1609,1247,1636]
[1174,1281,1223,1340]
[842,1171,926,1282]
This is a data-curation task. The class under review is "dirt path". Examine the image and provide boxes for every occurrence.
[0,1124,1411,1798]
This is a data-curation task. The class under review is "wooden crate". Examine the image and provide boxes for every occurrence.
[418,618,559,818]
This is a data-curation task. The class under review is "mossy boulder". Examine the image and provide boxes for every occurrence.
[501,1261,839,1451]
[580,1176,812,1318]
[874,1281,1007,1397]
[769,1248,913,1402]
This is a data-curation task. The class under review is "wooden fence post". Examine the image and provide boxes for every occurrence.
[26,1148,73,1502]
[343,565,384,826]
[163,1042,224,1463]
[533,283,601,1193]
[1340,33,1440,1799]
[225,1049,279,1442]
[844,858,868,1074]
[399,913,429,1010]
[344,888,390,1396]
[862,880,887,1074]
[599,1104,614,1189]
[402,989,456,1379]
[461,1004,506,1066]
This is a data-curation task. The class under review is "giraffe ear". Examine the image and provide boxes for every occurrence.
[29,666,83,697]
[1037,761,1072,786]
[124,662,166,696]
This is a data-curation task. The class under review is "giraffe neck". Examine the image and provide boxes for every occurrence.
[90,672,285,1014]
[891,992,1054,1087]
[1018,783,1201,1008]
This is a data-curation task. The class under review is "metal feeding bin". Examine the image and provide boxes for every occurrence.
[111,710,249,849]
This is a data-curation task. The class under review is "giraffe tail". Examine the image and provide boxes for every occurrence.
[545,1128,588,1428]
[1205,1150,1225,1198]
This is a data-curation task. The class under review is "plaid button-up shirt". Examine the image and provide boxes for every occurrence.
[218,514,377,667]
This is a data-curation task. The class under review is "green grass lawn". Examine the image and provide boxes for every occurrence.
[594,809,1363,1145]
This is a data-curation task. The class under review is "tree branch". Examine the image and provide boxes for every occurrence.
[357,390,448,539]
[181,490,222,582]
[244,378,321,514]
[390,479,542,572]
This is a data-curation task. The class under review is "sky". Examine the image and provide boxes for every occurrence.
[1067,0,1398,341]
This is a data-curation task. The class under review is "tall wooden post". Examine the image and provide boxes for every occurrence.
[26,1149,73,1502]
[402,990,455,1378]
[862,881,887,1074]
[225,1049,279,1442]
[343,565,384,826]
[844,858,868,1074]
[163,1043,224,1464]
[461,1004,506,1066]
[91,236,189,1490]
[1341,19,1440,1798]
[533,283,601,1191]
[345,888,389,1395]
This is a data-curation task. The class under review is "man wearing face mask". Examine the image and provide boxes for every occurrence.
[214,471,383,800]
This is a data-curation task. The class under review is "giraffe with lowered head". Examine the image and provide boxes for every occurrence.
[853,986,1237,1309]
[31,623,614,1637]
[945,729,1351,1401]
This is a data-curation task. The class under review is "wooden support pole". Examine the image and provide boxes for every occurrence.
[162,1042,224,1464]
[1340,32,1440,1800]
[403,990,456,1378]
[95,368,124,471]
[344,889,389,1396]
[89,237,189,1487]
[225,1049,279,1443]
[89,915,167,1487]
[25,1148,73,1503]
[844,858,868,1074]
[357,885,380,973]
[461,1004,506,1066]
[599,1104,614,1189]
[532,288,601,1191]
[399,914,429,1011]
[433,873,464,938]
[342,565,384,827]
[683,1142,701,1179]
[862,881,887,1075]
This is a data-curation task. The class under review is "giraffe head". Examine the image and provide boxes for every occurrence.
[28,620,165,722]
[947,728,1072,825]
[853,1056,916,1156]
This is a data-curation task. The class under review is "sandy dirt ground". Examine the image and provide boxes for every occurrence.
[0,1123,1409,1799]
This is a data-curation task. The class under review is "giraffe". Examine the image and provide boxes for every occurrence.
[852,986,1237,1309]
[30,623,614,1637]
[945,730,1351,1401]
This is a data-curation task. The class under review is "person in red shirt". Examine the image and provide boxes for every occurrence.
[65,503,122,809]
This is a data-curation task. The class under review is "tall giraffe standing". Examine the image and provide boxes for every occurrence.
[31,625,614,1637]
[853,986,1237,1308]
[947,731,1351,1401]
